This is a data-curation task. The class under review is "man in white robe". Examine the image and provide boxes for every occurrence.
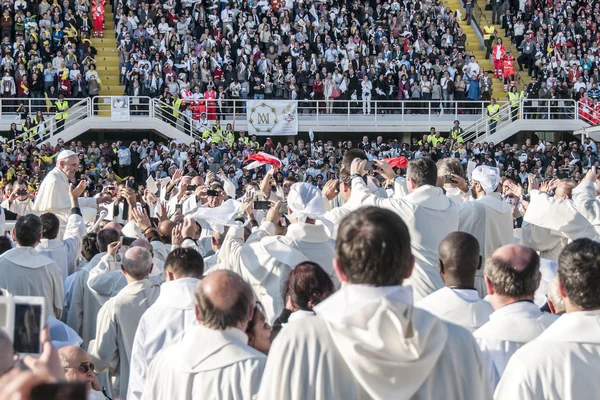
[496,238,600,399]
[226,182,336,323]
[259,207,491,400]
[346,157,459,301]
[456,165,513,297]
[417,232,493,332]
[572,166,600,233]
[67,228,120,349]
[0,214,63,318]
[59,346,112,400]
[143,270,266,400]
[33,150,111,223]
[127,247,204,400]
[473,244,558,391]
[1,180,34,216]
[88,247,160,399]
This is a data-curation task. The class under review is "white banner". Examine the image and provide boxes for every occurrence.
[111,96,130,121]
[247,100,298,136]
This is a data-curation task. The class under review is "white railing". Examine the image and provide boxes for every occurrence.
[461,99,580,142]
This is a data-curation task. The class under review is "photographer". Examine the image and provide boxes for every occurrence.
[1,180,33,216]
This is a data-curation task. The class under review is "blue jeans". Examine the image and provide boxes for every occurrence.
[254,94,265,100]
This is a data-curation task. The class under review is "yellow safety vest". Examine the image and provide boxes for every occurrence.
[225,131,235,146]
[483,26,495,40]
[508,92,520,106]
[430,135,444,146]
[172,98,183,117]
[238,136,249,144]
[450,128,464,143]
[55,100,68,120]
[487,104,500,120]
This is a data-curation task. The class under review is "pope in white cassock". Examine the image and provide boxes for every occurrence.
[495,239,600,399]
[259,207,492,400]
[457,165,513,297]
[33,150,111,224]
[143,270,266,400]
[344,157,459,301]
[417,232,493,332]
[473,244,558,391]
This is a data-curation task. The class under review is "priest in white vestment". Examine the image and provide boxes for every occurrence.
[259,207,492,400]
[417,232,493,332]
[0,214,64,318]
[457,166,513,297]
[496,239,600,399]
[67,228,120,349]
[473,244,558,391]
[227,182,336,323]
[344,158,459,301]
[1,180,34,216]
[143,270,266,400]
[572,166,600,233]
[88,247,160,399]
[127,247,204,400]
[33,150,110,223]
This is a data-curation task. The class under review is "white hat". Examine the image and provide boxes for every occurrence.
[472,165,501,194]
[287,182,326,221]
[56,149,76,161]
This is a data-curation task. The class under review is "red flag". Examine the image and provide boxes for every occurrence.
[244,152,282,170]
[386,156,408,169]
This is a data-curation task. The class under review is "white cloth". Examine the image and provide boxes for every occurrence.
[258,284,492,400]
[87,279,160,399]
[1,198,33,216]
[127,278,199,400]
[458,193,514,297]
[143,325,266,400]
[472,165,501,194]
[473,301,558,391]
[48,315,83,349]
[416,287,494,332]
[346,176,459,301]
[32,167,98,223]
[572,180,600,235]
[0,247,64,318]
[37,213,86,282]
[495,310,600,400]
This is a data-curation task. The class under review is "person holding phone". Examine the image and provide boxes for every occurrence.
[1,179,33,216]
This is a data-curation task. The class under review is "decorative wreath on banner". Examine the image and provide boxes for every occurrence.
[248,103,278,133]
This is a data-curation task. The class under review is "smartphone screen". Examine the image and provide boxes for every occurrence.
[13,303,42,354]
[254,200,271,210]
[31,382,87,400]
[207,190,219,197]
[364,161,374,171]
[175,204,183,212]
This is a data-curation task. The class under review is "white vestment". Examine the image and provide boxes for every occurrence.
[458,193,513,297]
[495,310,600,400]
[32,167,98,223]
[1,198,33,216]
[473,301,558,391]
[88,279,160,399]
[230,221,336,324]
[0,247,64,318]
[143,325,266,400]
[346,176,459,301]
[127,278,199,400]
[66,252,107,349]
[258,285,492,400]
[37,213,87,282]
[572,180,600,234]
[416,287,494,332]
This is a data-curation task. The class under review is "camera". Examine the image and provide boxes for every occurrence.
[0,295,46,356]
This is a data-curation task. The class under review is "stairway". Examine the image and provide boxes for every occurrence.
[94,2,124,106]
[444,0,505,100]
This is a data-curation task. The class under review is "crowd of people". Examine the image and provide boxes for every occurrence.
[0,128,599,398]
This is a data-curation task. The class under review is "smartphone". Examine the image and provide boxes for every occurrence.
[254,200,271,210]
[126,180,134,188]
[31,382,87,400]
[121,236,136,246]
[16,189,28,196]
[12,296,45,356]
[187,185,197,191]
[445,174,455,184]
[364,161,374,171]
[207,189,219,197]
[0,296,14,341]
[278,201,288,214]
[175,203,183,212]
[505,197,516,206]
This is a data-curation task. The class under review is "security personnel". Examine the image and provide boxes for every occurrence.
[238,131,250,145]
[487,98,500,134]
[482,24,497,58]
[158,88,172,124]
[171,93,183,127]
[55,94,69,133]
[449,120,464,146]
[507,86,523,121]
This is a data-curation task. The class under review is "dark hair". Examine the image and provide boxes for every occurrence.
[336,207,412,286]
[97,228,120,252]
[40,212,60,240]
[195,271,254,330]
[15,214,42,247]
[342,148,367,168]
[283,262,335,311]
[558,239,600,310]
[0,236,12,255]
[245,301,266,340]
[407,158,437,187]
[82,233,99,261]
[484,248,540,298]
[165,247,204,278]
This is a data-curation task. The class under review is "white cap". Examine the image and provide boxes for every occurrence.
[56,149,76,161]
[472,165,501,194]
[287,182,325,221]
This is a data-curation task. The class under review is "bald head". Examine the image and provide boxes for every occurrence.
[438,232,481,287]
[131,238,152,252]
[195,270,254,330]
[159,220,175,243]
[554,179,576,200]
[484,244,540,301]
[58,345,88,369]
[122,246,153,280]
[191,176,204,186]
[103,221,122,235]
[0,329,14,376]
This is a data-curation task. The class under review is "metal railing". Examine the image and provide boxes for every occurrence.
[91,96,153,117]
[461,98,579,142]
[0,97,83,120]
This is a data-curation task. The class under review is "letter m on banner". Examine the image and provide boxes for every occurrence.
[247,100,298,136]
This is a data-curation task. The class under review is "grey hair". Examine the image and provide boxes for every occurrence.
[436,158,464,178]
[547,276,566,313]
[122,247,153,280]
[484,249,540,299]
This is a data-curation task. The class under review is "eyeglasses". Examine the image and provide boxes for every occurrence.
[65,362,95,374]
